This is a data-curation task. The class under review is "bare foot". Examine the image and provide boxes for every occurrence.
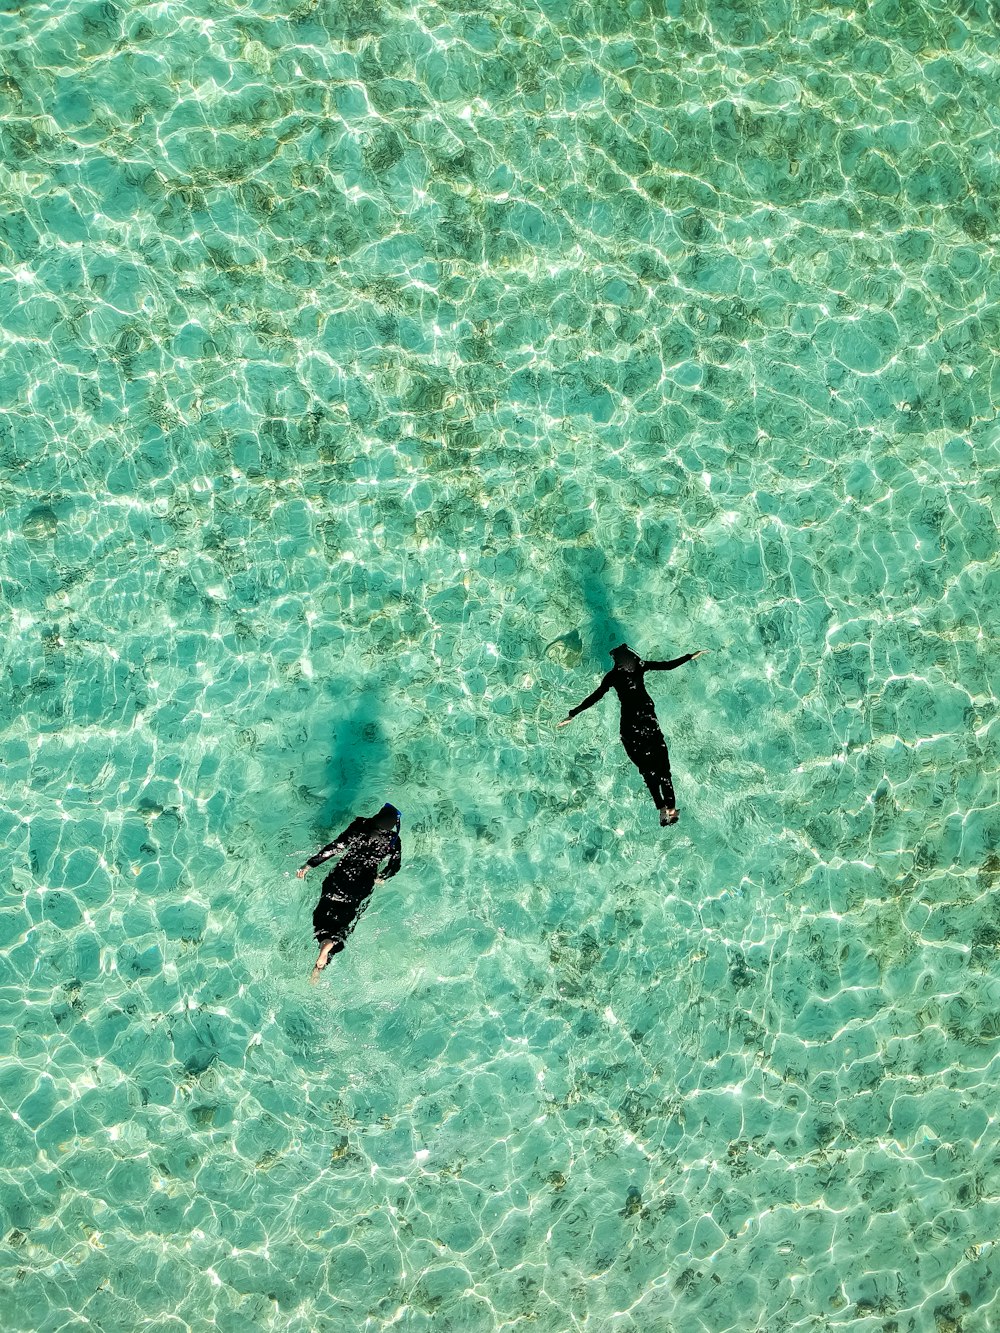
[311,940,335,981]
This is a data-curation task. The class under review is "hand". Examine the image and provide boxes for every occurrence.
[693,650,710,659]
[296,867,307,879]
[557,717,571,727]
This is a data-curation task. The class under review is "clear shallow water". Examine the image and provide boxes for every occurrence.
[1,0,998,1327]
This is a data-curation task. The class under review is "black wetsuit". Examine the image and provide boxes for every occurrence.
[303,813,402,958]
[566,652,696,811]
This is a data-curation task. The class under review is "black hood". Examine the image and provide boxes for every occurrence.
[368,803,400,833]
[610,643,640,671]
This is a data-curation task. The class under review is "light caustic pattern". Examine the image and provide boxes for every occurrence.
[0,0,998,1328]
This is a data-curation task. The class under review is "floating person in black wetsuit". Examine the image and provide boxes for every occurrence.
[558,644,707,826]
[297,803,402,981]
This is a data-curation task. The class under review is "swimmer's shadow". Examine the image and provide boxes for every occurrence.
[548,544,629,670]
[311,689,390,834]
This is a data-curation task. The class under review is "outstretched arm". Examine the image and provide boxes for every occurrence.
[643,650,707,671]
[558,671,615,725]
[377,833,402,883]
[297,819,361,877]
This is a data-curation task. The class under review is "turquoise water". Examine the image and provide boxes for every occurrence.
[1,0,999,1326]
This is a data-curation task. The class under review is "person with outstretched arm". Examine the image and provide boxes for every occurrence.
[558,644,707,826]
[297,803,402,981]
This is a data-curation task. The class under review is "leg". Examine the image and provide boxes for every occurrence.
[654,747,678,824]
[312,890,351,980]
[635,764,663,808]
[657,752,676,813]
[632,755,677,823]
[623,726,676,821]
[632,741,676,824]
[310,937,344,982]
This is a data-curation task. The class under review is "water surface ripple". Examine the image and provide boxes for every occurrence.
[1,0,999,1329]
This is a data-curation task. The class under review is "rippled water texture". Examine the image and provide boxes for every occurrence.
[1,0,999,1328]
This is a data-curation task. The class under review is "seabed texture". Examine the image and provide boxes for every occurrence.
[1,0,999,1329]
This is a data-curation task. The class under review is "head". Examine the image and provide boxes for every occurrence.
[368,802,401,833]
[610,643,640,672]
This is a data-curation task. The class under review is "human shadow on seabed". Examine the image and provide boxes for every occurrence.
[545,543,630,670]
[298,682,392,841]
